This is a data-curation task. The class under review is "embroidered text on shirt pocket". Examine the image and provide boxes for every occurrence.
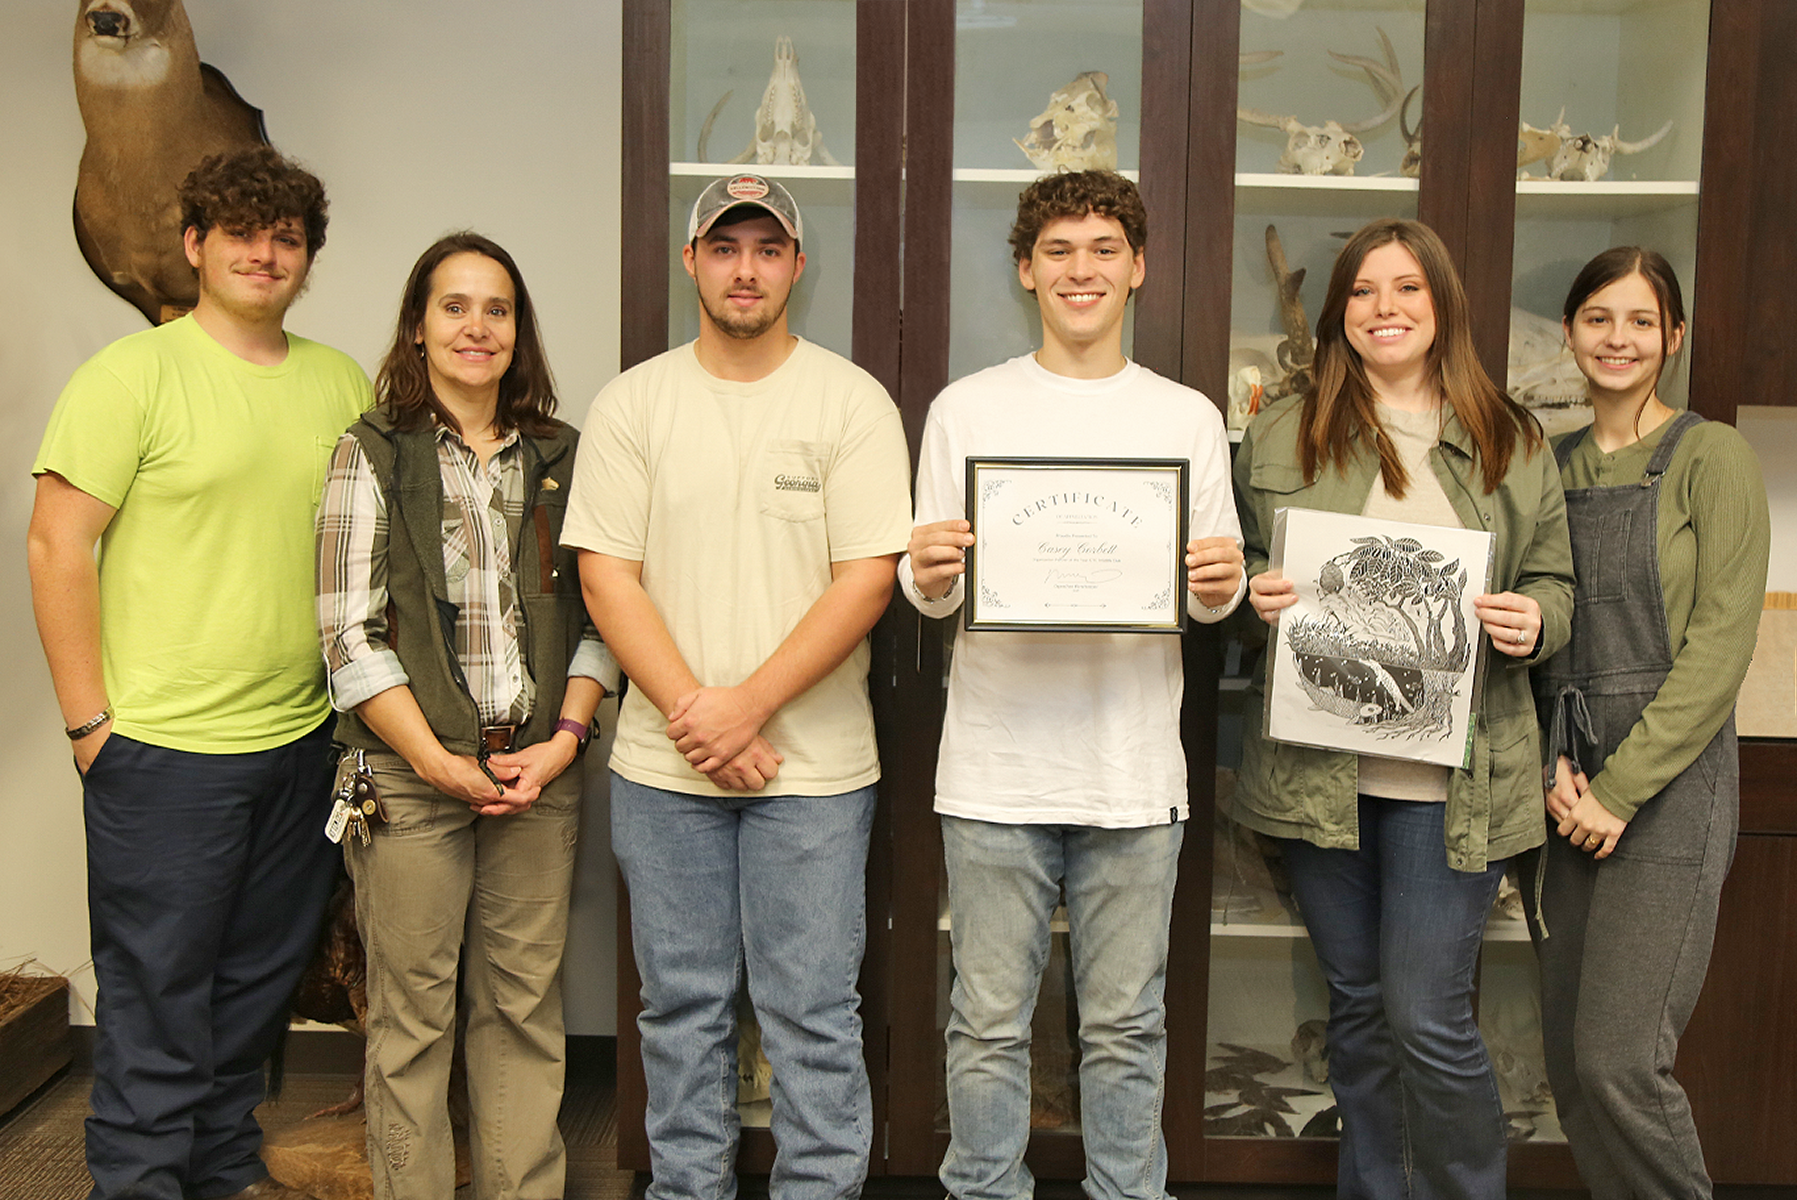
[759,440,827,523]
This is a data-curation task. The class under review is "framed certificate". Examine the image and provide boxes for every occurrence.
[964,457,1189,633]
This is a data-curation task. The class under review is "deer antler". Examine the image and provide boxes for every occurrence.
[1330,28,1405,135]
[1398,85,1422,177]
[1609,118,1673,156]
[1399,85,1421,145]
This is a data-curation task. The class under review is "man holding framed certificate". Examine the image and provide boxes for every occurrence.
[898,170,1244,1200]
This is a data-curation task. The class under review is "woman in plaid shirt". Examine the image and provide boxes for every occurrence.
[316,232,616,1200]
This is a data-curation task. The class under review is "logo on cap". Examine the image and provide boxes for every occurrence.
[726,175,771,201]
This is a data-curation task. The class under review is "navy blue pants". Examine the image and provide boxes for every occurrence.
[81,721,337,1200]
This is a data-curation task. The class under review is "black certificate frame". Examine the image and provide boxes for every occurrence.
[964,456,1190,634]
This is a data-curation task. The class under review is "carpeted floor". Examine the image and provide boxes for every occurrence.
[0,1067,638,1200]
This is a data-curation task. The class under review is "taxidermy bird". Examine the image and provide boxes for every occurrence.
[288,877,369,1118]
[72,0,269,324]
[287,875,474,1146]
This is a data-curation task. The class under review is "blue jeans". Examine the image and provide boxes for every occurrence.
[81,723,338,1200]
[939,816,1183,1200]
[611,775,875,1200]
[1281,797,1507,1200]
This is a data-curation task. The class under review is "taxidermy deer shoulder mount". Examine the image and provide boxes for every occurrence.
[72,0,269,324]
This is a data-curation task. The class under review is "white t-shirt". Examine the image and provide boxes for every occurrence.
[563,338,912,796]
[898,353,1244,827]
[1357,402,1462,802]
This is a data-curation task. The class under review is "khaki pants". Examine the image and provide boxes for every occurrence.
[346,750,581,1200]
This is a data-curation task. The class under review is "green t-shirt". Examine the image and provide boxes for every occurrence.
[34,315,372,753]
[1557,416,1771,820]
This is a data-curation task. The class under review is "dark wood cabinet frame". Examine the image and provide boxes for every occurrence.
[616,0,1797,1186]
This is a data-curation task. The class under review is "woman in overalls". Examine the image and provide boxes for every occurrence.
[1529,247,1769,1198]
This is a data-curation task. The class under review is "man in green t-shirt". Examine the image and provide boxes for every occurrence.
[27,147,370,1200]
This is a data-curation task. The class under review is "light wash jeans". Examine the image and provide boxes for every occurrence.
[1281,796,1508,1200]
[939,816,1184,1200]
[611,774,876,1200]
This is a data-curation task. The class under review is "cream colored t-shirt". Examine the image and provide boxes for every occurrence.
[562,338,912,796]
[1358,402,1462,802]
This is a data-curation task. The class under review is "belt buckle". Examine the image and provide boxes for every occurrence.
[480,724,518,755]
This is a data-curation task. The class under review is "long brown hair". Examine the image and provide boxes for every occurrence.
[1298,218,1540,496]
[374,232,560,437]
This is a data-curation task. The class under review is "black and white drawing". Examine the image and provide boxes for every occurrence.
[1265,509,1492,768]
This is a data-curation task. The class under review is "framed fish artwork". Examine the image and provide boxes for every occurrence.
[1263,508,1494,768]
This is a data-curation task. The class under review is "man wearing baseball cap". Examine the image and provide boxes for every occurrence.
[563,173,911,1200]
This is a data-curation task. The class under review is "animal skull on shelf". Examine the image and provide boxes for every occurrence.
[1238,28,1406,176]
[1015,70,1120,172]
[1516,108,1673,182]
[1507,305,1589,417]
[697,36,842,167]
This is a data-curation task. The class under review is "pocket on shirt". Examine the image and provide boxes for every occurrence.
[1248,459,1310,497]
[758,440,827,523]
[311,436,338,508]
[1570,509,1633,605]
[442,515,471,587]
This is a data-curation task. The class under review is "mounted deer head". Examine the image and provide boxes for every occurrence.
[72,0,268,323]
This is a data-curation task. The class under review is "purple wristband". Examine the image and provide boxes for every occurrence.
[554,717,592,750]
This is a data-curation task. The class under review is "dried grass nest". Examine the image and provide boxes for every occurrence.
[0,962,68,1024]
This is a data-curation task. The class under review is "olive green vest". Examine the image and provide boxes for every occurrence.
[332,410,585,757]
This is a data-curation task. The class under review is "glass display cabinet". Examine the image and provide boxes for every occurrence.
[1506,0,1710,428]
[616,0,1797,1186]
[927,0,1149,1166]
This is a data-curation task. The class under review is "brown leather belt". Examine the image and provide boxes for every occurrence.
[480,725,518,754]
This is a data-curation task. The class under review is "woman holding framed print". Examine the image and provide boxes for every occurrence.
[1527,247,1769,1198]
[316,232,612,1200]
[1231,217,1574,1198]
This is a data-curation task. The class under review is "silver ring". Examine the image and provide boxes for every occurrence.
[1515,628,1525,645]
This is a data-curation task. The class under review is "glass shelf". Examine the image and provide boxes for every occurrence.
[670,161,856,182]
[953,168,1140,185]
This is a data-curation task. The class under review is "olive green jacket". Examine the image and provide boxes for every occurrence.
[332,411,587,758]
[1230,396,1575,872]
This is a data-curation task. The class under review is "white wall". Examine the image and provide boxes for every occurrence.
[2,0,624,1035]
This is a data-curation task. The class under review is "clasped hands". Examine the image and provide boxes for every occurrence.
[1546,754,1627,859]
[667,685,783,792]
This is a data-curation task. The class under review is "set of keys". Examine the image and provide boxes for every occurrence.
[325,749,387,847]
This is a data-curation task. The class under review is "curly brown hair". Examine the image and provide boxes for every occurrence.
[1008,169,1147,263]
[374,232,561,438]
[178,146,328,258]
[1299,217,1541,497]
